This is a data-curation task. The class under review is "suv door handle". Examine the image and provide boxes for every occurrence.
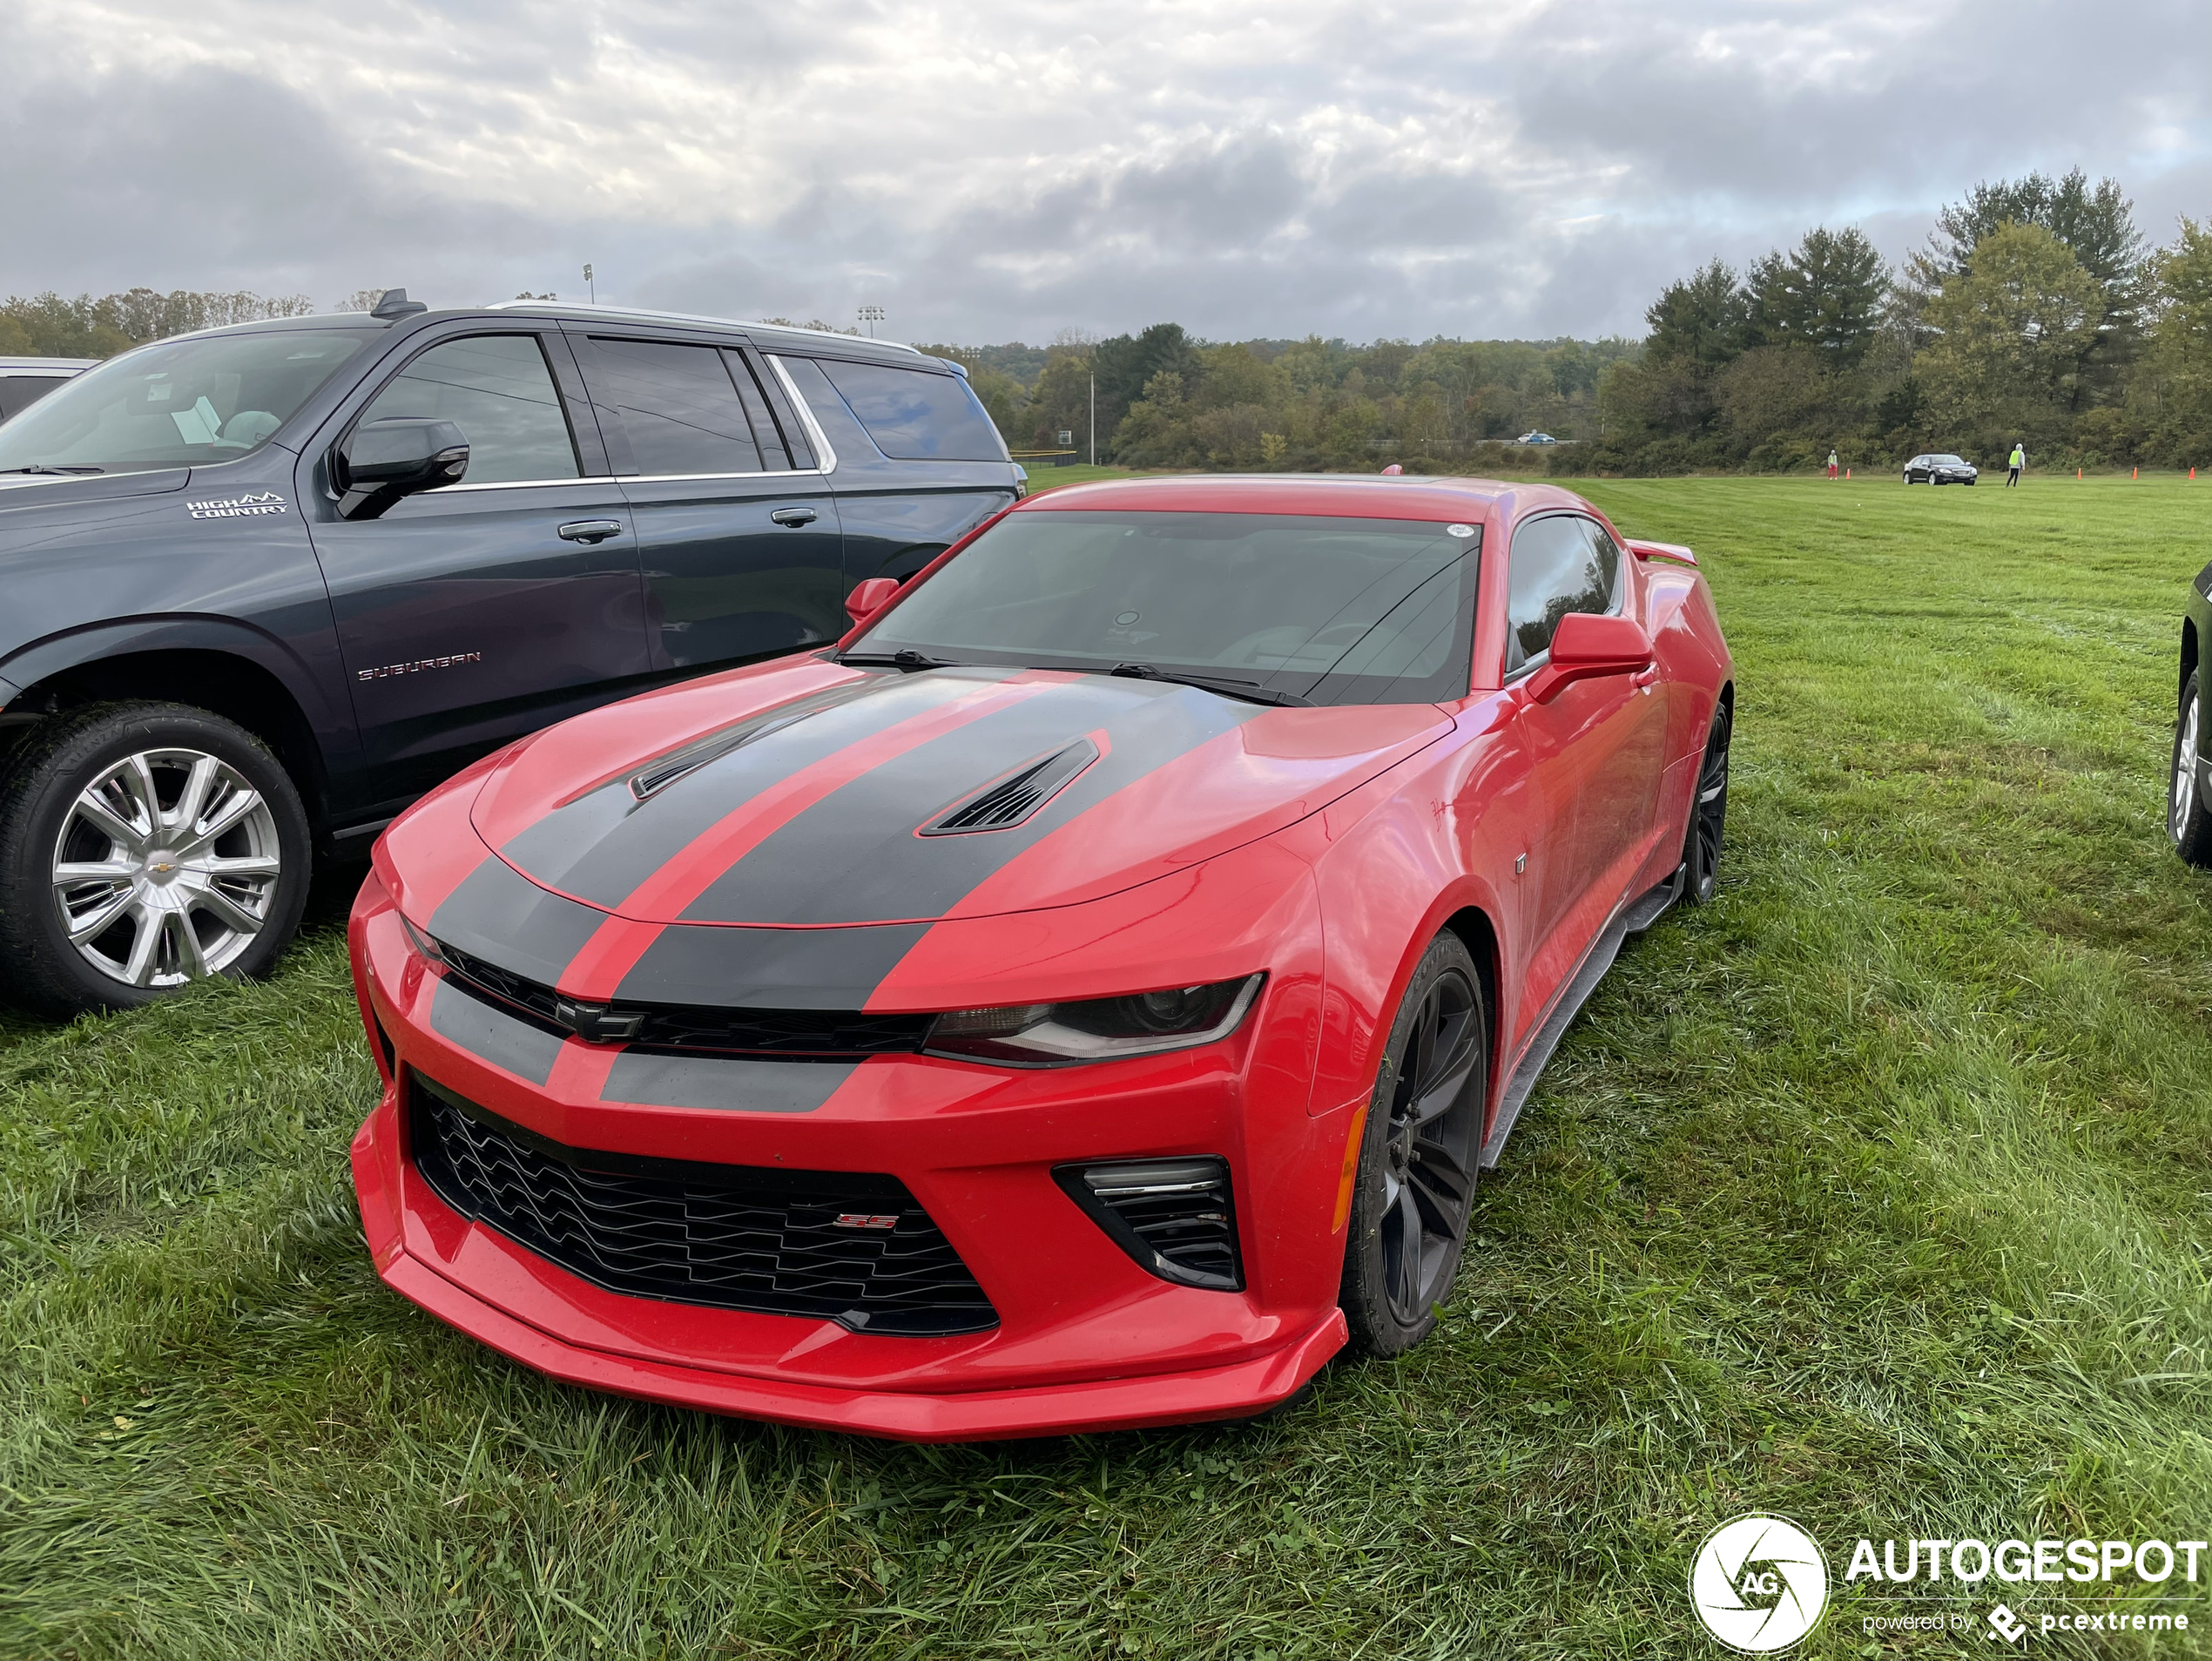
[769,507,819,527]
[557,519,624,544]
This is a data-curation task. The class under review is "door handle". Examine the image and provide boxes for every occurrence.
[1631,665,1659,688]
[769,507,819,527]
[557,519,624,544]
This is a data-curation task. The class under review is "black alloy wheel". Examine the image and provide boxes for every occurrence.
[1683,699,1731,904]
[1340,931,1487,1356]
[2172,672,2212,868]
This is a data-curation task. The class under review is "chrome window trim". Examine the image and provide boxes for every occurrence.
[432,476,606,493]
[612,469,828,485]
[762,355,840,475]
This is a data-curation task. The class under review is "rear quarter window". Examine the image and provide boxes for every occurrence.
[814,361,1006,462]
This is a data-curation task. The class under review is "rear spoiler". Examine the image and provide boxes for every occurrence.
[1626,538,1697,569]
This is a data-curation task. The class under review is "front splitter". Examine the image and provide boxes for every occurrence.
[379,1249,1347,1442]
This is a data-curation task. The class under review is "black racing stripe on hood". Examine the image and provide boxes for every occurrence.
[428,854,608,987]
[677,676,1258,925]
[615,922,931,1009]
[428,978,564,1084]
[498,667,1022,909]
[601,1053,858,1113]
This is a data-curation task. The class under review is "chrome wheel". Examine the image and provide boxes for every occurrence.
[51,747,281,988]
[2174,693,2199,843]
[1377,964,1483,1327]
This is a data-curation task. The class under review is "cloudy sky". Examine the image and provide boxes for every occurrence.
[6,0,2209,345]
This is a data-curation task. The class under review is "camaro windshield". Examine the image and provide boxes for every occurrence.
[853,510,1481,706]
[0,327,380,476]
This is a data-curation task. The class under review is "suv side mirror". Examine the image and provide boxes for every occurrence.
[845,576,901,625]
[1525,611,1654,704]
[335,417,469,520]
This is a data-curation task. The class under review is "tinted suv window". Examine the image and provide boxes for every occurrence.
[589,339,765,476]
[357,334,578,484]
[815,361,1005,461]
[1505,514,1618,672]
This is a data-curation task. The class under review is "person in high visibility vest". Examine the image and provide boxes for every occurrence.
[1827,449,1839,480]
[2006,442,2025,487]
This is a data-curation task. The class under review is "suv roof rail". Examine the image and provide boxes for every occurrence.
[480,300,924,355]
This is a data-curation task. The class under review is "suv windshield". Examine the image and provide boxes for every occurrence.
[851,510,1481,706]
[0,327,380,476]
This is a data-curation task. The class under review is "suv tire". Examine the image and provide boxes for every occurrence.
[0,702,312,1015]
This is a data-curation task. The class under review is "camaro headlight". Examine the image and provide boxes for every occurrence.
[398,913,447,965]
[925,974,1265,1066]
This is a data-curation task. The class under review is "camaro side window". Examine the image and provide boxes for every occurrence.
[357,334,579,485]
[588,339,765,476]
[1505,515,1618,673]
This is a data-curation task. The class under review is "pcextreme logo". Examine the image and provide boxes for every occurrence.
[1690,1515,1830,1652]
[187,490,287,519]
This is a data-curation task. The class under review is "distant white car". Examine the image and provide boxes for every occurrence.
[1517,430,1557,445]
[0,356,95,423]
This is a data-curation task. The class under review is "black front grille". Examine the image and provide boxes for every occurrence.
[409,1077,995,1334]
[1055,1157,1243,1292]
[439,942,563,1026]
[432,938,929,1057]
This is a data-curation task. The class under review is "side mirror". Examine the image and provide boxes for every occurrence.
[845,576,901,625]
[1525,612,1654,704]
[335,417,469,520]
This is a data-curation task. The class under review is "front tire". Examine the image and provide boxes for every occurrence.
[1339,931,1488,1357]
[0,702,312,1016]
[2172,672,2212,868]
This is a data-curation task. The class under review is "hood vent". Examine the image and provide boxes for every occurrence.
[921,739,1098,835]
[629,678,888,801]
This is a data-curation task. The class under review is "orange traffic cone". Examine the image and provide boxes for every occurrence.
[1844,467,1851,479]
[2133,467,2140,480]
[2077,467,2081,479]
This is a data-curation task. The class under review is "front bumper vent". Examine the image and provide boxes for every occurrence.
[1055,1157,1243,1292]
[408,1076,995,1334]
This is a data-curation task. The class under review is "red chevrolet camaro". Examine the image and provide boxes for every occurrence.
[348,476,1732,1440]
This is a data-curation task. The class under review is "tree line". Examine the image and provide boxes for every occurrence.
[1595,169,2212,473]
[919,327,1629,474]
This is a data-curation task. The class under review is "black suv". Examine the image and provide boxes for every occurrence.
[0,294,1022,1013]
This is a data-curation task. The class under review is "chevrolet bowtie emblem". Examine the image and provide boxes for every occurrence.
[552,998,644,1043]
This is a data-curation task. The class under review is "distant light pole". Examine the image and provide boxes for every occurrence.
[1089,373,1096,467]
[858,305,886,338]
[583,264,596,305]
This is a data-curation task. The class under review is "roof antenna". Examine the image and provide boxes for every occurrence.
[371,288,428,320]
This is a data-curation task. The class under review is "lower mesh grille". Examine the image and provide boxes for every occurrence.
[1055,1157,1243,1292]
[408,1076,995,1334]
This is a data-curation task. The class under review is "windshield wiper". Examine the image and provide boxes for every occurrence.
[835,648,964,672]
[1109,663,1310,706]
[0,464,105,476]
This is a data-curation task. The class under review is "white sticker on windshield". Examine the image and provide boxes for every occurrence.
[1447,523,1475,537]
[170,396,223,446]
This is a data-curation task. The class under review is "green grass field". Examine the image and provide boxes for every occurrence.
[5,476,2212,1658]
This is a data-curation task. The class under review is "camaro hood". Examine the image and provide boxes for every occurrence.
[468,658,1451,926]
